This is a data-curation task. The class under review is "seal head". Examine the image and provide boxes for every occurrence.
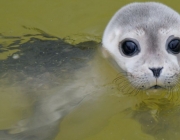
[102,2,180,90]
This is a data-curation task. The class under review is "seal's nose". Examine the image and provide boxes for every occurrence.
[149,67,163,78]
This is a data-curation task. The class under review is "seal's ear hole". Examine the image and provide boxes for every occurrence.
[100,46,110,58]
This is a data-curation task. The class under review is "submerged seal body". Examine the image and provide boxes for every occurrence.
[102,2,180,91]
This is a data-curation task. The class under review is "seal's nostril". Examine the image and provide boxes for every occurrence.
[149,67,163,78]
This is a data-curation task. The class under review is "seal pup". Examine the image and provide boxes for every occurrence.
[102,2,180,93]
[1,2,180,140]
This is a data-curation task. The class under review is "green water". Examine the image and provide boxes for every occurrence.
[1,0,180,140]
[0,0,179,58]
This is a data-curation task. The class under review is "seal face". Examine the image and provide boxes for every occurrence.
[102,2,180,90]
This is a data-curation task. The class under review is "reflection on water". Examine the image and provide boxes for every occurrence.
[131,98,180,140]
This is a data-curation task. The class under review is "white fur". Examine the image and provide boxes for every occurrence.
[102,2,180,89]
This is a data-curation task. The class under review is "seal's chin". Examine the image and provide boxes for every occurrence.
[149,85,164,90]
[145,85,167,94]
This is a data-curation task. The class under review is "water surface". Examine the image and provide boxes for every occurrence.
[0,0,180,140]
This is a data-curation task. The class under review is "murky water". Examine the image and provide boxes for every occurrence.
[1,0,180,140]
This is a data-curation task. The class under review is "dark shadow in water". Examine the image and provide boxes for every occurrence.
[0,35,98,76]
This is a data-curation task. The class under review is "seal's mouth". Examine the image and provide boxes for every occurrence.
[149,85,163,89]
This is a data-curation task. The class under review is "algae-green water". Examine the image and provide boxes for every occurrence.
[0,0,180,140]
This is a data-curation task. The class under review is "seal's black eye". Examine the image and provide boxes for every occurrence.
[168,39,180,54]
[120,41,139,56]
